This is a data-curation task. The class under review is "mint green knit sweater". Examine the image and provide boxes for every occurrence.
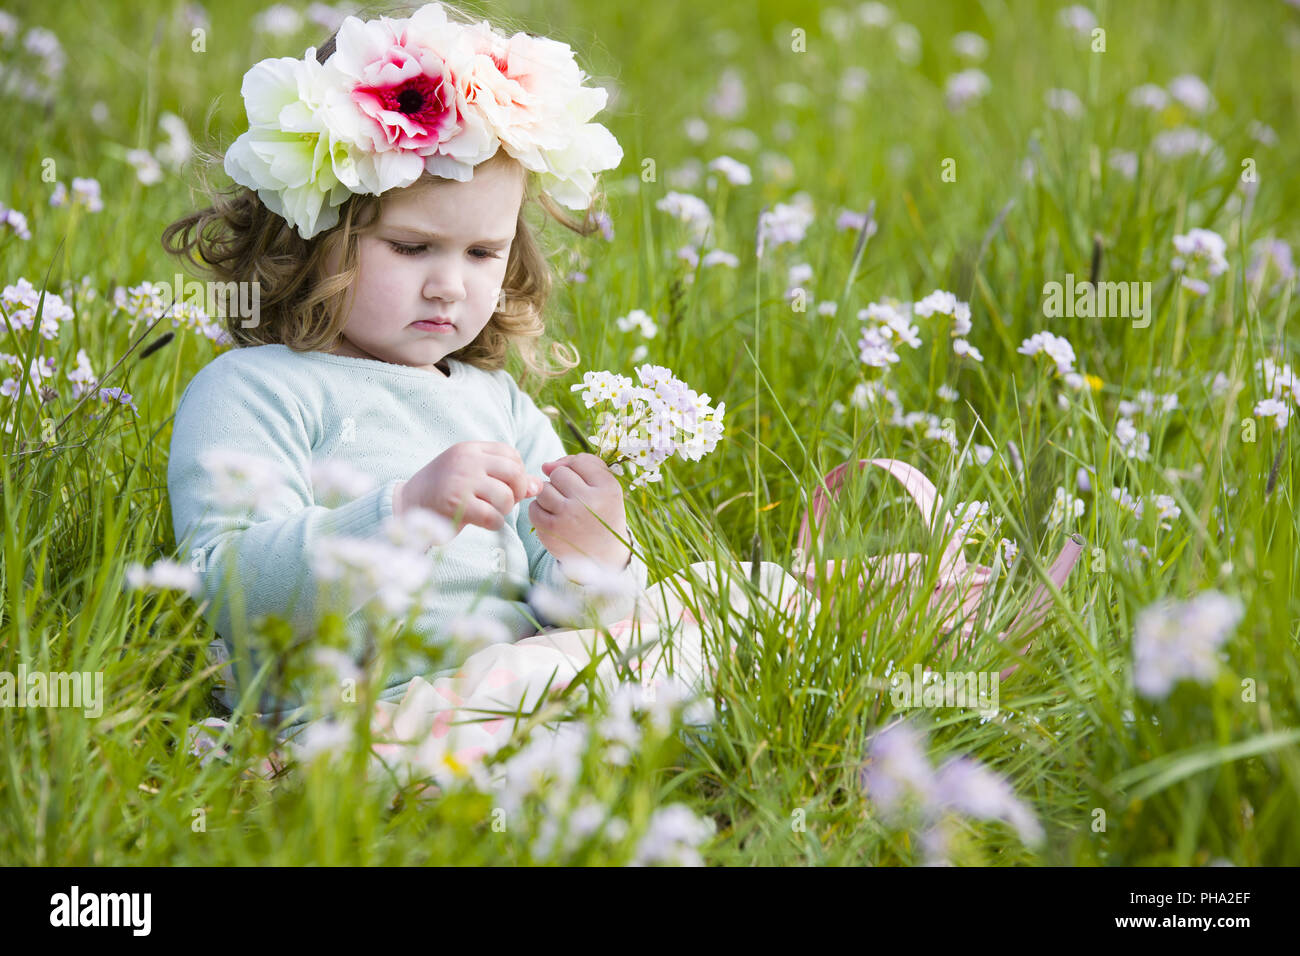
[166,344,648,726]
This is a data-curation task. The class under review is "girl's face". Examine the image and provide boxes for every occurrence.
[324,160,525,375]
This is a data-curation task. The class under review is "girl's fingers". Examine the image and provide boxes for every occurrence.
[545,463,590,499]
[531,486,561,515]
[481,455,530,502]
[479,441,524,465]
[477,478,518,519]
[447,497,503,532]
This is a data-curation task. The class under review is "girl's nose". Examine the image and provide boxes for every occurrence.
[423,268,465,302]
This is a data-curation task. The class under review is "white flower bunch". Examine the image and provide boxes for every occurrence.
[614,309,659,339]
[1257,357,1299,403]
[310,458,377,506]
[570,365,725,491]
[1118,389,1179,418]
[49,178,103,212]
[66,348,98,399]
[629,804,717,866]
[1254,397,1291,430]
[112,282,172,325]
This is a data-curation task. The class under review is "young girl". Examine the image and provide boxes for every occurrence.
[163,1,816,779]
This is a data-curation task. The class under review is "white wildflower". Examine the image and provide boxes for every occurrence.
[1172,228,1229,295]
[1115,417,1152,460]
[616,309,659,339]
[1254,398,1290,430]
[1017,331,1076,375]
[756,193,815,257]
[1167,74,1214,113]
[913,290,971,336]
[945,69,991,110]
[655,192,714,243]
[706,155,751,186]
[1045,486,1085,530]
[1058,5,1097,37]
[1129,83,1170,110]
[951,32,988,61]
[1046,88,1084,118]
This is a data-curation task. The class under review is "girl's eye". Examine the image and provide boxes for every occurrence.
[387,241,500,260]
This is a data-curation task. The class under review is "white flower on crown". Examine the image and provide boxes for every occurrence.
[223,2,622,240]
[223,50,367,239]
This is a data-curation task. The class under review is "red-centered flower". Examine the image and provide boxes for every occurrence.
[352,58,460,151]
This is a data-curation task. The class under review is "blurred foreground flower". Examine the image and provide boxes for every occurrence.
[124,559,201,596]
[570,365,725,490]
[629,804,716,866]
[527,555,643,627]
[1133,590,1244,699]
[860,721,1044,863]
[199,448,286,512]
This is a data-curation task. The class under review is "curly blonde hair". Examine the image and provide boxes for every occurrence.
[161,2,609,387]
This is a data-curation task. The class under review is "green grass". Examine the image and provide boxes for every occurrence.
[1,0,1297,865]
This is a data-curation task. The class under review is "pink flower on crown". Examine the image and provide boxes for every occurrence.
[465,27,622,208]
[327,5,496,181]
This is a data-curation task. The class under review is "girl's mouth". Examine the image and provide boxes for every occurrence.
[412,319,455,333]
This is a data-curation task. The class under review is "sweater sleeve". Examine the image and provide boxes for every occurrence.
[166,359,400,718]
[500,370,649,626]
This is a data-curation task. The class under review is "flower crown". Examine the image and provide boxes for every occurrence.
[223,2,623,240]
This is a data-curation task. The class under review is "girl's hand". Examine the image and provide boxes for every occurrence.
[530,453,632,570]
[393,441,544,532]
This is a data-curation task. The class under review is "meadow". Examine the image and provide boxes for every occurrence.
[1,0,1298,865]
